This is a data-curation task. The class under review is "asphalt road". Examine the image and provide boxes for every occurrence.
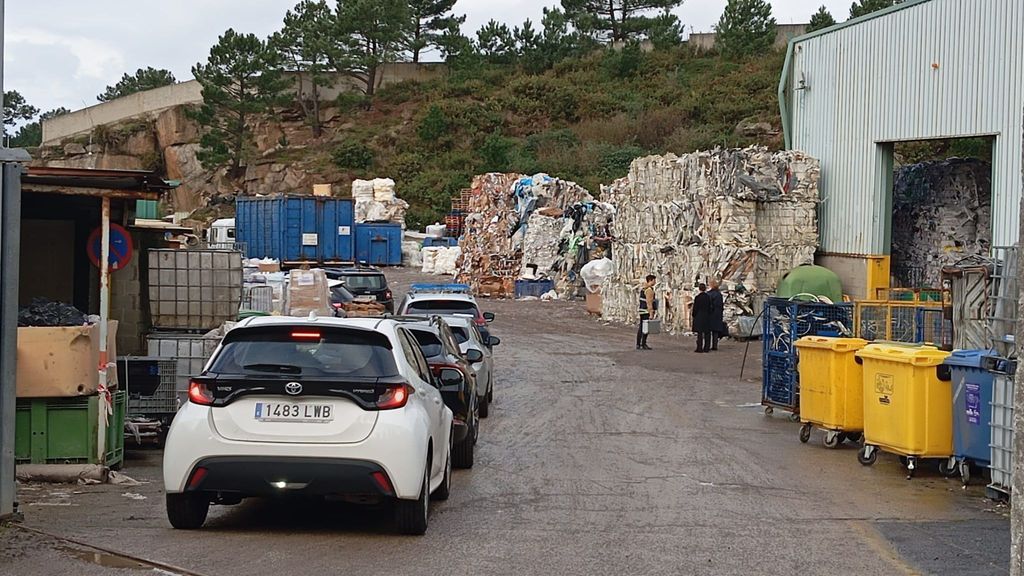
[2,270,1011,575]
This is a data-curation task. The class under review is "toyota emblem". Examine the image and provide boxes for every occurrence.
[285,382,303,396]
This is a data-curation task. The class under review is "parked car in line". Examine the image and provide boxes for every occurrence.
[391,316,479,468]
[162,316,453,535]
[324,265,395,313]
[396,284,496,344]
[442,314,500,418]
[328,282,355,316]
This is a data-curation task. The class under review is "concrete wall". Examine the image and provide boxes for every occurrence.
[688,24,808,51]
[42,63,448,146]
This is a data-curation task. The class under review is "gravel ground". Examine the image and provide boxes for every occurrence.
[1,269,1010,576]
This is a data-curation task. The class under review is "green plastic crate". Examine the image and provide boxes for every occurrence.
[15,390,126,468]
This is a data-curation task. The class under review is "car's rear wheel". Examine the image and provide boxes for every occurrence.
[395,461,430,535]
[166,493,210,530]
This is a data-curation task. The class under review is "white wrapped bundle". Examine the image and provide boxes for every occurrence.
[373,178,396,202]
[421,247,441,274]
[352,179,374,201]
[433,247,462,276]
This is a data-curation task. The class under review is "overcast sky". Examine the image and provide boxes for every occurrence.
[6,0,853,117]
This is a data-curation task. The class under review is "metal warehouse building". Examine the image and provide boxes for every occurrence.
[779,0,1024,297]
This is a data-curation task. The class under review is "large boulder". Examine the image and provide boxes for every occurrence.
[123,129,158,158]
[164,143,204,183]
[155,106,200,150]
[63,142,86,156]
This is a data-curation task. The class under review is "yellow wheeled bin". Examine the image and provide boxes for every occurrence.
[795,336,869,448]
[854,343,955,478]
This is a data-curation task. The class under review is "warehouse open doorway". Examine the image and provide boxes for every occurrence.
[886,136,995,289]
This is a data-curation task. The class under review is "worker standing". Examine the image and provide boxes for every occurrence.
[708,279,725,351]
[636,274,657,351]
[692,283,713,353]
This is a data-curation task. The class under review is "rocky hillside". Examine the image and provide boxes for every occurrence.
[36,46,786,229]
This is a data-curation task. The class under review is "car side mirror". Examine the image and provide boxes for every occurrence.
[438,368,465,392]
[465,348,484,364]
[486,336,501,347]
[483,312,495,323]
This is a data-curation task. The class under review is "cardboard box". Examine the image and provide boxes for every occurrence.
[313,183,332,197]
[585,291,603,316]
[258,260,281,273]
[17,321,118,398]
[286,269,334,317]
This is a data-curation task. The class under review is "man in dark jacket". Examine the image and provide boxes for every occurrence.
[708,279,725,351]
[692,283,713,353]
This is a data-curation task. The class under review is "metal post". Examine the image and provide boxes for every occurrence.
[97,197,110,462]
[0,154,29,521]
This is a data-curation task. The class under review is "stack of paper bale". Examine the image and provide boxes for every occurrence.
[455,173,606,297]
[601,147,820,334]
[352,178,409,226]
[891,158,992,287]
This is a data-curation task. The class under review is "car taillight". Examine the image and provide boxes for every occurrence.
[370,471,393,495]
[188,380,214,406]
[475,316,486,326]
[376,383,412,410]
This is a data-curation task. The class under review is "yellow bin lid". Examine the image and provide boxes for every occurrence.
[794,336,869,352]
[855,342,951,366]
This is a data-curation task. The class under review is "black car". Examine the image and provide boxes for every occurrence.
[393,316,479,469]
[324,266,394,313]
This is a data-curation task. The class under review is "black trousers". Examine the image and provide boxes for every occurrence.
[696,331,712,352]
[711,331,720,350]
[637,313,650,348]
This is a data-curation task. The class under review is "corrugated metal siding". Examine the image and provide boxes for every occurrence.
[788,0,1024,255]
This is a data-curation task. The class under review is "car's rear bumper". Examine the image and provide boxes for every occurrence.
[185,456,392,497]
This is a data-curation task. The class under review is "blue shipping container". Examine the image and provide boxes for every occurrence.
[355,223,402,266]
[235,197,354,263]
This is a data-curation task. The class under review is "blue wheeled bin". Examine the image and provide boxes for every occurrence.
[944,349,997,485]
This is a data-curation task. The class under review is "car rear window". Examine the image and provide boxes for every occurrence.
[405,300,479,316]
[410,330,444,359]
[343,274,386,291]
[208,327,399,378]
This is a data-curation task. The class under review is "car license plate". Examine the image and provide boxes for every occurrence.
[354,295,375,302]
[254,402,334,423]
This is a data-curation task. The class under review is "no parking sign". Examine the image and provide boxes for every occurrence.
[87,223,134,271]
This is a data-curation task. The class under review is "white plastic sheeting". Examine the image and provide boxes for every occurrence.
[601,147,820,334]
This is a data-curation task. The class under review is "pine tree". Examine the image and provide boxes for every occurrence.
[715,0,777,59]
[560,0,684,43]
[191,29,289,172]
[807,6,837,33]
[271,0,335,137]
[849,0,903,19]
[475,20,516,64]
[331,0,412,98]
[408,0,466,63]
[97,68,176,102]
[3,90,38,127]
[10,107,68,148]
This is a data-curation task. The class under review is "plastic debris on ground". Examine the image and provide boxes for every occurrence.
[18,298,87,327]
[601,146,820,334]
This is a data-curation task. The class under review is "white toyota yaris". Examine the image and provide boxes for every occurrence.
[162,316,453,535]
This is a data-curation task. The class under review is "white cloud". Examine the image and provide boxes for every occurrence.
[7,27,125,80]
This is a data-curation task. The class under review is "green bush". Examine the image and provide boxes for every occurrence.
[331,140,374,171]
[335,92,370,113]
[598,144,646,181]
[418,105,450,144]
[477,131,517,171]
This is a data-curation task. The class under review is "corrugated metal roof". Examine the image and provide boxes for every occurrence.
[24,166,175,191]
[780,0,1024,255]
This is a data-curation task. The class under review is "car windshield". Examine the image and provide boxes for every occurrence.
[344,274,386,291]
[405,300,478,316]
[208,327,399,378]
[410,330,444,359]
[449,326,470,344]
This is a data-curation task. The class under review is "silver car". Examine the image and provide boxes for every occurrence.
[442,315,499,418]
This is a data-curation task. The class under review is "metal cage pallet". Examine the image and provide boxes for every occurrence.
[855,301,952,346]
[127,360,180,417]
[988,363,1016,501]
[762,298,855,416]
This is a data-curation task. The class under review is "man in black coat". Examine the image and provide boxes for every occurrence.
[692,283,713,353]
[708,279,725,351]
